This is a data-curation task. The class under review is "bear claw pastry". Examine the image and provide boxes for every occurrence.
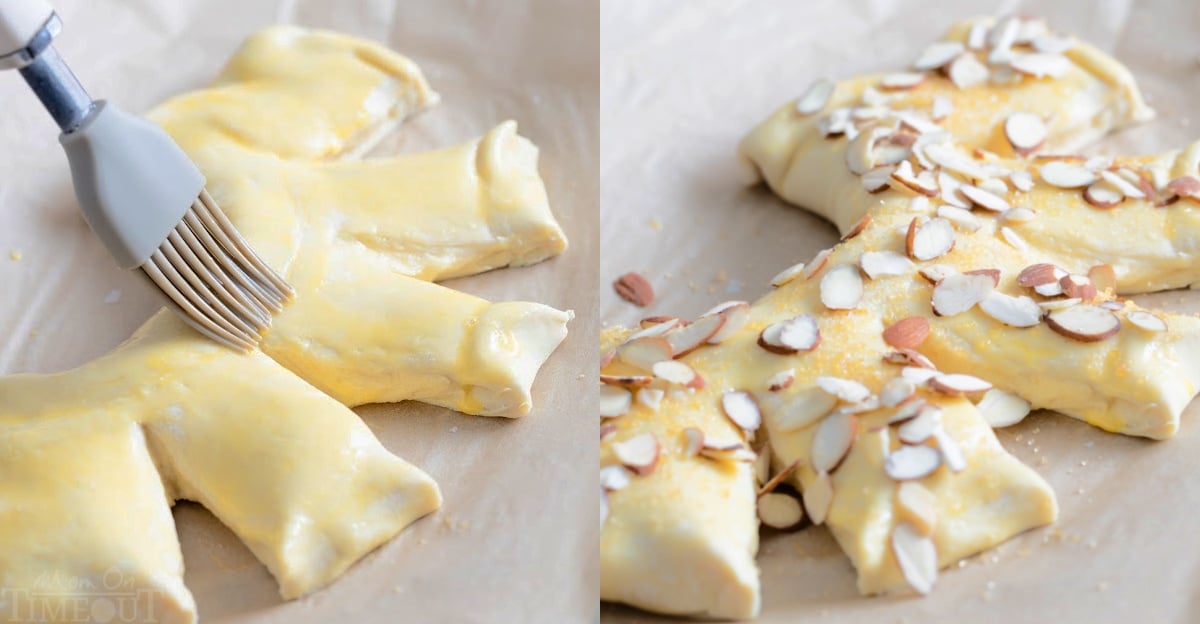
[601,15,1200,618]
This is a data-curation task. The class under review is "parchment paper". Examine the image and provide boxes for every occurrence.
[601,1,1200,622]
[0,1,599,622]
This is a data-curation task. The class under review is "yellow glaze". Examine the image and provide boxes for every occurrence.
[603,16,1200,616]
[0,26,569,622]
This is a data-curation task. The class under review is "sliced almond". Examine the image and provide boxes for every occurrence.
[758,314,821,354]
[888,396,928,424]
[883,317,931,350]
[861,165,897,193]
[914,41,965,70]
[919,264,959,284]
[979,176,1010,196]
[600,385,633,418]
[1010,169,1035,191]
[934,429,967,472]
[637,388,665,410]
[931,272,994,316]
[639,316,682,329]
[892,161,939,196]
[1100,170,1145,199]
[929,373,993,396]
[907,217,956,261]
[964,268,1001,287]
[889,349,937,370]
[860,250,915,279]
[820,264,864,310]
[880,72,926,90]
[979,291,1043,327]
[600,423,618,442]
[923,143,991,180]
[1001,206,1037,223]
[959,184,1011,212]
[754,443,772,484]
[1101,300,1126,312]
[892,522,938,595]
[652,360,704,389]
[875,134,916,166]
[1011,52,1072,78]
[776,386,839,432]
[1039,297,1081,311]
[1045,304,1121,342]
[802,248,834,280]
[665,314,725,357]
[885,444,942,480]
[1084,179,1124,209]
[767,369,796,392]
[931,96,954,121]
[614,272,655,307]
[758,492,806,531]
[1165,176,1200,201]
[846,126,889,175]
[880,377,917,408]
[1040,161,1097,188]
[699,444,757,463]
[804,471,834,525]
[600,348,616,369]
[843,213,873,240]
[812,411,858,473]
[1032,34,1074,54]
[937,205,983,232]
[612,432,660,476]
[816,376,873,404]
[758,458,800,497]
[1017,263,1060,287]
[704,301,750,344]
[682,427,705,456]
[1000,226,1029,252]
[796,79,835,115]
[1059,274,1097,300]
[966,22,987,50]
[1088,264,1117,294]
[1034,281,1064,297]
[700,436,743,452]
[600,464,633,491]
[722,391,763,433]
[616,336,674,371]
[898,404,942,443]
[771,262,807,288]
[947,53,989,89]
[896,482,938,536]
[624,317,681,342]
[987,15,1019,59]
[1126,310,1167,333]
[976,388,1031,428]
[1004,112,1047,156]
[901,366,941,386]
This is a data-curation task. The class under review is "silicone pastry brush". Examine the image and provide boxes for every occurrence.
[0,0,293,352]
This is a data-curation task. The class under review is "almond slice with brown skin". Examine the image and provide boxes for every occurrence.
[1045,304,1121,342]
[776,386,839,432]
[802,248,833,280]
[892,161,938,196]
[1100,170,1145,199]
[1084,179,1124,209]
[758,459,801,497]
[1040,161,1097,188]
[843,213,873,240]
[600,465,633,491]
[616,336,674,371]
[888,397,927,425]
[767,369,796,392]
[652,360,704,389]
[816,376,873,403]
[947,53,988,88]
[934,429,967,472]
[880,72,926,90]
[704,301,750,344]
[820,265,864,310]
[812,411,859,473]
[889,349,937,370]
[931,272,994,316]
[846,126,889,175]
[892,522,938,595]
[1059,274,1098,300]
[1127,310,1167,333]
[1011,52,1072,78]
[600,423,618,442]
[1017,263,1060,287]
[861,165,897,193]
[758,314,821,354]
[880,377,917,408]
[896,482,938,536]
[599,374,653,387]
[1165,176,1200,201]
[885,444,942,480]
[977,388,1031,428]
[722,391,762,433]
[771,262,807,287]
[804,471,834,525]
[929,373,993,396]
[959,184,1011,212]
[612,432,660,476]
[979,292,1043,327]
[914,41,965,70]
[624,317,682,342]
[919,264,958,284]
[964,268,1000,287]
[665,313,725,357]
[901,366,941,387]
[699,444,757,463]
[600,385,633,418]
[758,492,806,531]
[898,404,942,443]
[883,317,931,350]
[1039,297,1081,311]
[614,272,655,307]
[682,427,705,456]
[1004,112,1047,156]
[907,217,956,261]
[860,251,915,279]
[795,79,835,115]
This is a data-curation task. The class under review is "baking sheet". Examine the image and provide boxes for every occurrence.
[0,0,598,622]
[600,0,1200,622]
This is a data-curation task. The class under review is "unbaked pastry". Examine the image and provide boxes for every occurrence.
[601,15,1200,619]
[0,26,568,623]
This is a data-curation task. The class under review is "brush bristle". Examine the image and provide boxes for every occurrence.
[140,190,294,352]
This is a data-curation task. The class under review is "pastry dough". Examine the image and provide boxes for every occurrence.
[602,15,1200,617]
[1,26,568,623]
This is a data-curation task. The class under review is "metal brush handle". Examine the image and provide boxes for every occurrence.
[0,2,95,132]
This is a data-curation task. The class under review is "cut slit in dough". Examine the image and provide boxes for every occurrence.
[0,25,569,623]
[602,15,1200,618]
